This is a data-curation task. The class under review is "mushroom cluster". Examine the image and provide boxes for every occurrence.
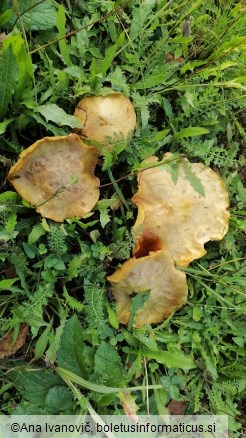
[8,91,136,221]
[8,92,230,328]
[107,153,230,328]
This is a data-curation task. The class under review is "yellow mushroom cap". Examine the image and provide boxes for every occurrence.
[107,250,188,328]
[74,93,136,154]
[8,134,100,222]
[132,154,230,266]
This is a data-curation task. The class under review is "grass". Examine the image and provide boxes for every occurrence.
[0,0,245,435]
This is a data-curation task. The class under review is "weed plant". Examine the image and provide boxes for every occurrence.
[0,1,245,435]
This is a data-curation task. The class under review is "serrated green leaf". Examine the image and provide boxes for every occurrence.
[37,104,82,128]
[10,0,57,31]
[45,386,73,412]
[30,112,67,136]
[129,0,155,40]
[106,66,130,96]
[162,97,174,120]
[34,325,51,359]
[57,315,89,378]
[94,341,124,387]
[0,47,17,118]
[5,212,16,233]
[98,206,111,228]
[142,349,196,370]
[182,160,205,197]
[67,254,87,281]
[9,368,64,406]
[174,126,209,140]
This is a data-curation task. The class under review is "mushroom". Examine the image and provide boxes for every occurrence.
[107,250,188,328]
[74,92,136,154]
[8,133,99,222]
[132,153,230,266]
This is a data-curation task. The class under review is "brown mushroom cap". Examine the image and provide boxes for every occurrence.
[8,134,99,222]
[74,92,136,154]
[107,250,188,328]
[132,154,230,266]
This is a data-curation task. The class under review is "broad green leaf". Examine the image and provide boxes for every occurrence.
[89,46,102,58]
[28,223,46,244]
[0,118,14,134]
[4,34,33,101]
[22,242,38,258]
[5,212,16,233]
[41,218,50,232]
[8,0,57,31]
[9,368,64,406]
[174,126,209,140]
[0,278,18,290]
[0,46,17,118]
[0,191,19,203]
[106,301,119,329]
[193,306,203,322]
[64,66,84,79]
[45,386,73,413]
[57,315,89,378]
[37,104,82,128]
[152,129,171,142]
[29,112,67,135]
[0,230,13,240]
[56,5,72,67]
[0,9,12,26]
[94,341,124,387]
[142,349,196,370]
[182,160,205,197]
[96,200,112,228]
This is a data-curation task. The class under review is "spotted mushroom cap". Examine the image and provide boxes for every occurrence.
[8,134,100,222]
